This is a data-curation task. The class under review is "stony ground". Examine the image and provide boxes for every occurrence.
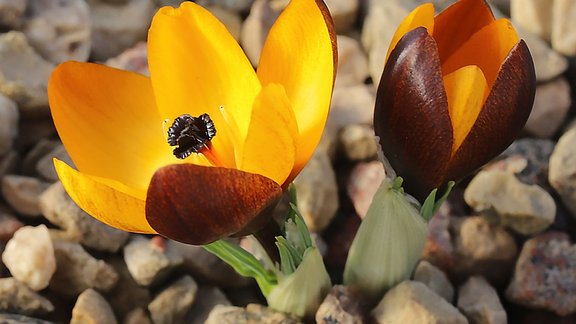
[0,0,575,323]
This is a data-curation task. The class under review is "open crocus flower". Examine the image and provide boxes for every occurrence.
[374,0,535,201]
[48,0,336,245]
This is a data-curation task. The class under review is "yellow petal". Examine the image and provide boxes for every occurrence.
[54,159,155,234]
[441,18,519,88]
[443,65,489,155]
[257,0,336,179]
[433,0,495,61]
[241,84,297,186]
[48,62,182,195]
[148,2,261,168]
[386,3,435,63]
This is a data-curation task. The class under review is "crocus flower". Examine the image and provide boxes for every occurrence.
[374,0,535,201]
[48,0,336,245]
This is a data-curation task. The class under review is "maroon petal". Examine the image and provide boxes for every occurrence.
[445,40,536,182]
[145,164,283,245]
[374,27,453,201]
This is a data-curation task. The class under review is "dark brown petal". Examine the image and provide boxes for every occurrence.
[374,27,453,202]
[315,0,338,85]
[145,164,283,245]
[446,40,536,182]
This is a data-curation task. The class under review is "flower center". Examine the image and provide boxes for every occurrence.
[167,113,216,159]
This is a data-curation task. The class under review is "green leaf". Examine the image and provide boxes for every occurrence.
[276,236,302,276]
[420,188,438,222]
[433,181,455,215]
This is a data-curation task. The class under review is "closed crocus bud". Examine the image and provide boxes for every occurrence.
[374,0,536,201]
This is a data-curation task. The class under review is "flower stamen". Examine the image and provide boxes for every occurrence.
[167,113,216,159]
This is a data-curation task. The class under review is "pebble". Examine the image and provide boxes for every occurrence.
[293,150,339,232]
[39,182,129,252]
[187,286,232,324]
[206,5,242,41]
[335,35,369,88]
[506,232,576,316]
[1,175,50,217]
[205,303,303,324]
[87,0,157,61]
[123,236,183,286]
[148,276,198,324]
[15,118,57,151]
[497,138,555,188]
[240,0,279,66]
[0,313,55,324]
[519,28,568,82]
[71,289,118,324]
[524,78,571,139]
[2,225,56,291]
[199,0,254,12]
[0,205,23,244]
[0,277,54,316]
[511,0,552,42]
[0,94,18,155]
[22,0,91,64]
[551,0,576,56]
[339,124,378,161]
[124,308,153,324]
[167,240,251,288]
[315,285,365,324]
[106,42,149,75]
[371,281,467,324]
[464,170,556,235]
[325,0,358,33]
[347,161,386,218]
[0,0,26,28]
[105,256,151,320]
[458,276,507,324]
[422,203,455,274]
[36,145,73,182]
[413,260,454,303]
[50,240,119,296]
[21,139,60,177]
[549,124,576,218]
[0,151,19,182]
[452,216,518,285]
[0,31,55,116]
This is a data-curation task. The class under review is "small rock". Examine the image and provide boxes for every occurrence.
[452,216,518,285]
[148,276,198,324]
[519,28,568,82]
[371,281,467,324]
[1,175,50,217]
[105,256,151,320]
[123,236,183,286]
[240,0,279,66]
[199,0,253,12]
[15,119,57,151]
[50,240,119,296]
[0,94,18,155]
[205,303,303,324]
[464,170,556,235]
[0,313,55,324]
[549,124,576,218]
[506,232,576,316]
[325,0,358,33]
[0,206,23,244]
[87,0,157,61]
[315,285,365,324]
[487,0,510,14]
[347,161,386,218]
[511,0,552,42]
[0,0,26,28]
[0,150,19,181]
[498,138,555,187]
[0,31,55,116]
[458,276,507,324]
[40,182,129,252]
[124,308,153,324]
[339,124,377,162]
[422,203,455,273]
[71,289,118,324]
[293,150,339,232]
[187,286,231,324]
[206,5,242,41]
[2,225,56,291]
[414,260,454,303]
[21,139,60,177]
[105,42,149,75]
[22,0,91,64]
[525,78,571,138]
[167,240,251,288]
[551,0,576,56]
[36,145,73,182]
[0,277,54,316]
[335,35,369,88]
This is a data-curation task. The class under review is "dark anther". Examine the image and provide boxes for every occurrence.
[167,113,216,159]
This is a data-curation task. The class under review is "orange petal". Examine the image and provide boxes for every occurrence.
[441,18,519,88]
[145,164,283,245]
[433,0,495,62]
[386,3,435,63]
[148,2,261,168]
[257,0,336,179]
[241,84,297,186]
[54,159,155,234]
[48,62,182,195]
[443,65,489,155]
